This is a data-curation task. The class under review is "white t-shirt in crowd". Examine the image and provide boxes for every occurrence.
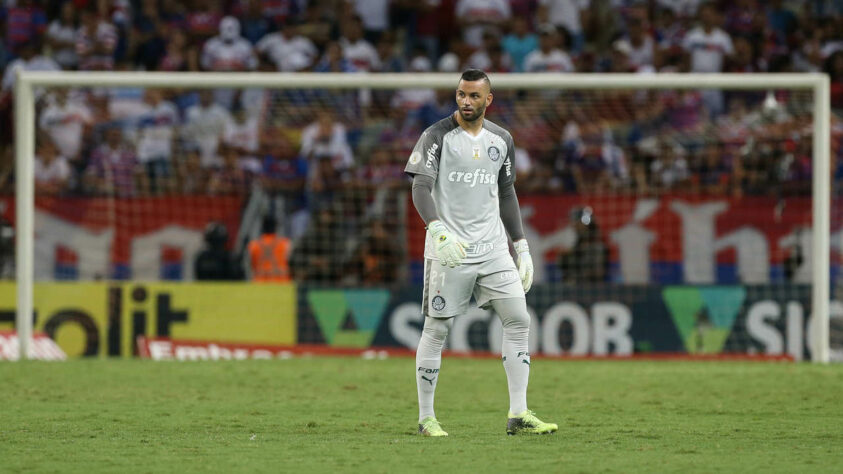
[38,100,93,159]
[201,36,258,71]
[47,20,78,68]
[615,35,655,70]
[515,147,532,175]
[651,157,689,187]
[256,32,318,71]
[185,103,233,168]
[224,115,262,171]
[224,116,260,153]
[135,101,179,163]
[300,121,354,170]
[455,0,511,47]
[35,154,72,185]
[340,38,382,72]
[523,48,575,72]
[1,55,60,92]
[683,27,734,73]
[539,0,590,35]
[391,89,437,110]
[351,0,390,31]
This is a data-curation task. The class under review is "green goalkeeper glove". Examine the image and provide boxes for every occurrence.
[514,239,533,293]
[427,220,468,268]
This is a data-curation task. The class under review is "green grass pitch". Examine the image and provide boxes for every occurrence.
[2,358,842,473]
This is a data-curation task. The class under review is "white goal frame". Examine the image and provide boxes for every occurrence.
[13,71,832,362]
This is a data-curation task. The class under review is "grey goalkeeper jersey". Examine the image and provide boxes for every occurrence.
[405,114,516,264]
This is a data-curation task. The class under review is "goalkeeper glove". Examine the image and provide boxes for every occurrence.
[514,239,533,293]
[427,220,467,268]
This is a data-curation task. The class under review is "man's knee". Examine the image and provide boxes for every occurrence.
[495,298,530,330]
[423,316,453,343]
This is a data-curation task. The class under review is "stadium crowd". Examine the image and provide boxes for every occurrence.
[1,0,842,284]
[0,0,841,199]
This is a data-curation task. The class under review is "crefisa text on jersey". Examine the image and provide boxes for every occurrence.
[447,168,497,187]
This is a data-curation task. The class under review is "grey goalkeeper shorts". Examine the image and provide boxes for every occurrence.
[422,254,524,318]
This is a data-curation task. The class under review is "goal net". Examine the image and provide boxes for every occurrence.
[8,72,835,362]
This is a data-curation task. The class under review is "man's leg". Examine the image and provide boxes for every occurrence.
[491,297,531,415]
[416,258,474,436]
[416,316,452,423]
[492,297,557,435]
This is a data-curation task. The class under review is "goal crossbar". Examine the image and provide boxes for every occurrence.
[13,71,832,361]
[17,71,828,90]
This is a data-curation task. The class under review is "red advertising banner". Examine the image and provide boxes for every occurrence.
[408,194,823,284]
[0,196,245,279]
[0,193,829,284]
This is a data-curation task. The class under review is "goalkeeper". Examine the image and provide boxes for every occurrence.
[405,69,557,437]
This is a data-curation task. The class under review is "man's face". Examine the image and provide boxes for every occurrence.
[539,33,555,52]
[106,129,121,147]
[455,79,492,123]
[39,143,56,162]
[701,7,716,28]
[199,90,213,106]
[344,21,362,42]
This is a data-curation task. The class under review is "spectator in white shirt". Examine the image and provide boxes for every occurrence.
[455,0,512,48]
[339,16,381,72]
[524,24,575,72]
[75,7,118,71]
[538,0,590,53]
[201,16,258,109]
[391,56,436,111]
[1,41,60,96]
[682,3,734,116]
[46,2,79,70]
[347,0,391,44]
[38,89,92,163]
[135,89,179,193]
[300,111,354,171]
[201,16,258,72]
[256,21,318,72]
[683,4,734,73]
[613,17,656,71]
[184,90,233,168]
[34,139,73,196]
[224,105,262,173]
[651,143,690,191]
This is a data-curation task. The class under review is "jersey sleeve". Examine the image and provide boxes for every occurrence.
[404,127,442,180]
[498,131,516,187]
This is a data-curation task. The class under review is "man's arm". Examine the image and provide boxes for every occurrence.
[411,174,439,225]
[410,173,466,267]
[498,136,533,292]
[498,179,525,241]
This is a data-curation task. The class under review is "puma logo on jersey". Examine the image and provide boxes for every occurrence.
[447,169,497,187]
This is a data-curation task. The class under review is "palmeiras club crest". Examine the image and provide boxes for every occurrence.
[432,295,446,311]
[488,146,501,161]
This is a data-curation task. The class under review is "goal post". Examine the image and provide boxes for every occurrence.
[12,71,832,362]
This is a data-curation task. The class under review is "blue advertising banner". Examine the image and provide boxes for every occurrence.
[299,284,832,360]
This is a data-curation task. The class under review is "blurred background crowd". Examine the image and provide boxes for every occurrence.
[0,0,842,284]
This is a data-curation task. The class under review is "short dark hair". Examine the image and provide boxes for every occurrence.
[460,69,491,87]
[261,215,278,235]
